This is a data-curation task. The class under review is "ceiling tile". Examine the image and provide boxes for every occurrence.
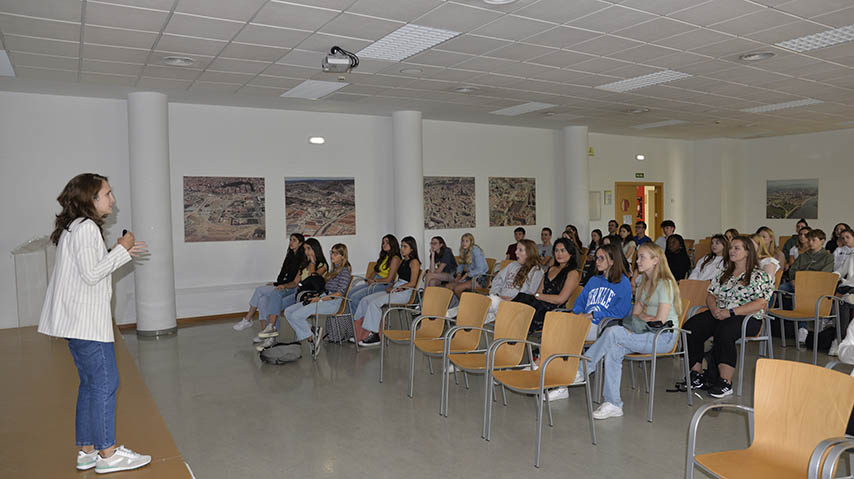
[81,58,144,75]
[12,65,78,80]
[253,2,339,31]
[348,0,442,22]
[80,71,137,85]
[292,0,356,10]
[450,55,515,73]
[527,49,595,68]
[234,24,311,48]
[619,0,709,15]
[345,73,414,87]
[3,34,79,57]
[567,6,656,34]
[422,67,482,82]
[709,9,799,37]
[190,81,242,93]
[472,15,554,42]
[433,34,511,55]
[645,51,710,69]
[164,13,245,41]
[604,63,662,78]
[319,13,403,41]
[744,53,821,74]
[151,50,214,69]
[84,25,157,49]
[197,70,254,83]
[654,28,731,51]
[513,0,609,24]
[345,58,393,73]
[208,57,270,74]
[570,56,631,74]
[690,37,767,59]
[296,33,372,54]
[138,76,194,89]
[613,17,696,43]
[811,6,854,27]
[236,84,289,96]
[669,0,763,27]
[8,51,78,70]
[467,73,526,88]
[247,74,304,88]
[775,0,851,18]
[379,62,444,77]
[0,14,80,42]
[83,43,151,62]
[567,35,642,56]
[323,92,368,102]
[408,49,473,67]
[799,65,854,81]
[610,43,677,62]
[156,34,227,56]
[277,49,325,68]
[677,58,738,75]
[93,1,174,11]
[263,63,318,78]
[414,2,503,32]
[745,20,828,45]
[484,43,555,61]
[338,83,388,95]
[176,0,267,22]
[142,64,203,80]
[85,2,169,31]
[220,42,289,62]
[527,26,599,49]
[0,0,82,22]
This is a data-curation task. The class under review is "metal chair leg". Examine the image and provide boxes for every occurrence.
[501,384,508,406]
[428,357,435,375]
[583,363,597,445]
[629,360,637,390]
[535,390,544,468]
[682,350,693,409]
[647,358,656,422]
[408,341,416,398]
[379,323,386,383]
[546,393,554,427]
[737,336,747,397]
[463,371,470,389]
[642,361,650,394]
[779,319,786,348]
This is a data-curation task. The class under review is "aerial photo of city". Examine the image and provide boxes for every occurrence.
[489,177,536,226]
[183,176,266,242]
[285,178,356,236]
[424,176,475,229]
[766,179,818,219]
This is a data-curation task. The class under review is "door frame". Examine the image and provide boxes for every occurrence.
[614,181,664,241]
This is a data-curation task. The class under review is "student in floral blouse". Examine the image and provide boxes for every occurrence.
[683,236,773,398]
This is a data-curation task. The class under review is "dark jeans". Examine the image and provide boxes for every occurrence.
[512,293,559,333]
[67,339,119,450]
[684,310,761,369]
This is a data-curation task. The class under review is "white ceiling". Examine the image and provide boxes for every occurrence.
[1,0,853,139]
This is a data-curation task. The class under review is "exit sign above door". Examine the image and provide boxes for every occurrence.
[635,173,645,178]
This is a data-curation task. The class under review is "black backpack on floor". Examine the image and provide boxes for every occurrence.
[259,341,302,364]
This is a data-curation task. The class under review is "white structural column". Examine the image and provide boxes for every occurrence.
[392,111,424,241]
[562,126,590,239]
[127,92,177,336]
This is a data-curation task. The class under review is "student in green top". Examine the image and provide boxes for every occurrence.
[570,242,682,419]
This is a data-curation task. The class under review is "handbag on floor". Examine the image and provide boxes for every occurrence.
[325,313,354,343]
[259,341,302,364]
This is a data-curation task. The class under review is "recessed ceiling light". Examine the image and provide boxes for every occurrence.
[491,102,557,116]
[595,69,691,93]
[281,80,350,100]
[455,86,478,93]
[625,107,650,114]
[635,154,645,161]
[484,0,518,4]
[775,24,854,53]
[0,50,15,77]
[160,55,195,67]
[740,98,823,113]
[739,51,775,62]
[358,24,461,62]
[308,137,325,145]
[632,119,688,130]
[399,67,423,74]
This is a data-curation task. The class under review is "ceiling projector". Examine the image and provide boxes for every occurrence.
[322,46,359,73]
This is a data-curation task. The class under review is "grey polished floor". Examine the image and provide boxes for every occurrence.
[122,319,834,479]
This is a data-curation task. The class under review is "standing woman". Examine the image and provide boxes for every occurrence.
[688,234,728,281]
[665,234,692,281]
[448,233,489,299]
[356,236,422,347]
[39,173,151,473]
[424,236,457,287]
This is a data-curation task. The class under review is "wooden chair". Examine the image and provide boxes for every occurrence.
[622,297,692,422]
[379,286,453,383]
[484,312,596,468]
[678,279,711,318]
[734,268,782,396]
[684,239,696,264]
[778,235,792,253]
[351,261,377,284]
[768,271,842,364]
[472,258,499,294]
[692,241,711,267]
[439,301,536,417]
[686,359,854,479]
[408,292,490,398]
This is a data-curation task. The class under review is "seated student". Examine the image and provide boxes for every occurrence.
[424,236,457,287]
[572,243,633,342]
[607,219,619,237]
[561,243,683,415]
[786,226,811,270]
[665,234,691,281]
[619,224,636,270]
[750,233,782,278]
[255,237,327,343]
[784,228,834,344]
[634,221,652,245]
[684,236,773,398]
[688,234,728,281]
[447,233,489,299]
[538,227,553,264]
[486,239,543,323]
[602,234,631,276]
[235,233,305,331]
[756,226,785,265]
[514,238,580,333]
[506,227,525,260]
[827,223,852,254]
[782,218,809,263]
[724,228,739,242]
[349,235,402,313]
[565,224,584,254]
[833,252,854,356]
[278,243,352,352]
[581,229,602,282]
[833,228,854,271]
[655,220,675,250]
[356,236,421,347]
[837,316,854,364]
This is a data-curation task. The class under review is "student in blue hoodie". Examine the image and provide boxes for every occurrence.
[573,242,633,341]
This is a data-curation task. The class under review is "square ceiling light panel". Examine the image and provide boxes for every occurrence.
[281,80,350,99]
[358,24,461,61]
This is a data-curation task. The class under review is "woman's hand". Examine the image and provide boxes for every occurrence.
[583,313,594,321]
[386,286,394,293]
[365,277,374,284]
[275,284,287,291]
[310,296,322,303]
[117,231,135,250]
[711,306,730,320]
[127,242,148,257]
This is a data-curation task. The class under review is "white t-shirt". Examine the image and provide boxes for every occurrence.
[759,257,781,275]
[834,245,854,271]
[688,255,725,281]
[789,245,800,261]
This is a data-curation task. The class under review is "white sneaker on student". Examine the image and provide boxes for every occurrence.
[77,450,99,470]
[798,327,808,344]
[95,446,151,474]
[829,339,840,357]
[593,402,623,420]
[258,323,279,338]
[571,369,585,385]
[445,363,456,373]
[255,337,276,352]
[233,317,253,331]
[545,387,568,401]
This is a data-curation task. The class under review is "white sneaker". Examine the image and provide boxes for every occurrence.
[592,402,623,420]
[233,317,253,331]
[257,323,279,339]
[522,363,539,371]
[546,387,569,401]
[572,369,585,385]
[829,339,840,357]
[445,363,456,373]
[77,450,98,470]
[446,307,459,318]
[255,337,276,352]
[844,293,854,305]
[798,327,808,344]
[95,446,151,474]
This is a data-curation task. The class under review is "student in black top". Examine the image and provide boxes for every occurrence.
[513,238,581,332]
[828,223,852,253]
[506,227,525,260]
[665,234,691,281]
[425,236,458,286]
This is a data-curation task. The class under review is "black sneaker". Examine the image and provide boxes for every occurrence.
[689,371,707,390]
[358,332,381,347]
[709,379,733,398]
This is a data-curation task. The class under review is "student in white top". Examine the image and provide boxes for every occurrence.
[654,220,675,250]
[833,228,854,271]
[751,233,781,278]
[756,226,785,266]
[688,234,728,281]
[38,174,151,474]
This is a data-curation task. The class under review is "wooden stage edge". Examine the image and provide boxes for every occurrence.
[0,326,191,479]
[118,312,245,332]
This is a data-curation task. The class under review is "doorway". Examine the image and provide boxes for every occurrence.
[614,182,664,241]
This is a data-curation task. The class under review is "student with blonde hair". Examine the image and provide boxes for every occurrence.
[756,226,785,266]
[750,233,781,278]
[447,232,489,299]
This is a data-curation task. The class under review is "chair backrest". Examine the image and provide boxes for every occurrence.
[365,261,376,277]
[665,298,690,354]
[692,241,711,264]
[491,301,536,367]
[678,279,710,316]
[337,276,356,315]
[773,268,783,289]
[485,257,497,274]
[778,235,792,252]
[405,270,425,304]
[793,271,839,316]
[452,292,492,350]
[415,286,454,338]
[496,259,513,274]
[684,239,695,250]
[565,285,582,310]
[752,359,854,474]
[540,312,592,385]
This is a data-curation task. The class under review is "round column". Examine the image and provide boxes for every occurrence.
[562,126,589,239]
[127,92,177,337]
[392,111,424,242]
